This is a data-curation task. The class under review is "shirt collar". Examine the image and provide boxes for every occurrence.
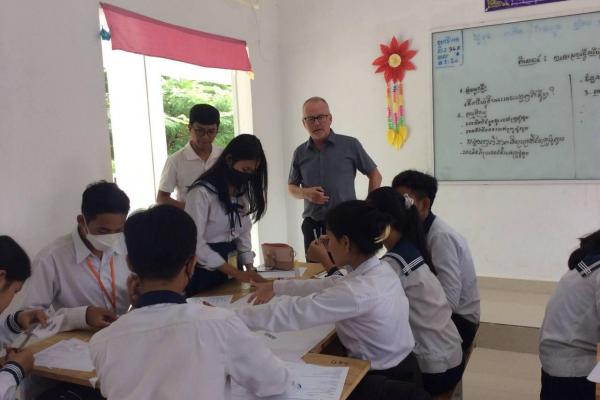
[348,255,381,277]
[183,142,201,161]
[306,129,336,150]
[138,290,187,308]
[71,227,126,264]
[423,212,436,235]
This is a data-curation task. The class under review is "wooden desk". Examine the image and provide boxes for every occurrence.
[28,262,368,398]
[29,330,369,399]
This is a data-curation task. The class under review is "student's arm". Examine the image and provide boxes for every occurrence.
[236,281,359,332]
[156,190,185,209]
[235,211,255,269]
[0,348,33,400]
[429,232,462,311]
[367,168,382,193]
[156,156,184,208]
[22,255,104,331]
[225,316,291,397]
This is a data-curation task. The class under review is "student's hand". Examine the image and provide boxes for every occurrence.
[16,309,49,332]
[234,270,266,283]
[6,348,34,374]
[307,238,335,271]
[126,273,142,309]
[86,307,117,329]
[248,281,275,305]
[303,187,330,205]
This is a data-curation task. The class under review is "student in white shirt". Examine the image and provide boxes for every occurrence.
[90,205,291,400]
[184,134,266,295]
[20,181,131,332]
[157,104,223,209]
[239,200,426,398]
[367,187,463,398]
[0,236,49,400]
[392,170,480,352]
[539,228,600,400]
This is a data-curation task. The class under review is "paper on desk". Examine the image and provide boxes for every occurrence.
[31,314,64,339]
[231,361,348,400]
[588,362,600,382]
[258,270,297,279]
[187,295,233,308]
[34,338,95,372]
[297,267,308,277]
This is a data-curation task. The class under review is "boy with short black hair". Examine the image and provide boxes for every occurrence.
[157,103,224,208]
[20,181,131,332]
[392,170,480,351]
[90,205,290,400]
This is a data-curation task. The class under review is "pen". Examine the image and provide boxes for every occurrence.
[312,229,319,241]
[16,323,39,351]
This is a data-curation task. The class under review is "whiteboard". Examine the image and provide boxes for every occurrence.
[432,12,600,181]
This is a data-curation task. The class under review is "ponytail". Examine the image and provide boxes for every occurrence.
[325,200,392,256]
[367,187,437,275]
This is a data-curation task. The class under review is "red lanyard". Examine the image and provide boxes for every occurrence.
[85,257,117,312]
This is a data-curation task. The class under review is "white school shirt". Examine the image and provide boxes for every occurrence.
[158,142,223,202]
[89,301,291,400]
[539,253,600,377]
[382,240,463,374]
[427,216,480,324]
[184,184,254,269]
[0,317,26,400]
[20,229,130,331]
[236,256,415,370]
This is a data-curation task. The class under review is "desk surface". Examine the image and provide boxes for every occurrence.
[29,262,370,399]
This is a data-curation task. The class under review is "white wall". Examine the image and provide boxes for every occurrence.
[0,0,286,257]
[278,0,600,281]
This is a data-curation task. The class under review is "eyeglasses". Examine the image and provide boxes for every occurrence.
[191,127,218,137]
[303,114,330,124]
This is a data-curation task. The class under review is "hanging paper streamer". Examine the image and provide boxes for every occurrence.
[372,37,417,149]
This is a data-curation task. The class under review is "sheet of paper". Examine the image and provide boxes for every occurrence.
[297,267,308,278]
[258,270,297,279]
[231,361,348,400]
[187,295,233,308]
[34,338,95,372]
[588,362,600,382]
[31,314,64,339]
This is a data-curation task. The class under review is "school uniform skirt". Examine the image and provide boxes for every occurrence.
[185,241,236,297]
[349,352,431,400]
[540,369,595,400]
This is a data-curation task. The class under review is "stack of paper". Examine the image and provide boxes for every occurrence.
[231,361,348,400]
[34,338,95,372]
[186,295,233,308]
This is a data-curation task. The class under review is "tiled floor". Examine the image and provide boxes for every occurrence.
[463,348,541,400]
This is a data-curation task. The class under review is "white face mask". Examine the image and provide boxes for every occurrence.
[83,218,123,252]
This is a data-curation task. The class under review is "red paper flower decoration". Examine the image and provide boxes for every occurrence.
[372,37,417,83]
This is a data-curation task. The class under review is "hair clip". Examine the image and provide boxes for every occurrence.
[403,193,414,209]
[374,225,391,244]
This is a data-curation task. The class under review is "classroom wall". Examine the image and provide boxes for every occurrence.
[0,0,286,256]
[277,0,600,281]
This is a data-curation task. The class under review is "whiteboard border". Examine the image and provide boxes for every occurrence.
[429,7,600,184]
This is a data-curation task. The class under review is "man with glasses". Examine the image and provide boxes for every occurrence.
[288,97,382,259]
[157,104,223,208]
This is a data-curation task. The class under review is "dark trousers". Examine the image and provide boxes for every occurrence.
[185,242,236,297]
[301,217,326,261]
[540,369,595,400]
[349,353,431,400]
[422,358,465,395]
[452,313,479,352]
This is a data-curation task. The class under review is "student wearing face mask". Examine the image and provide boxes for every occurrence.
[184,134,268,295]
[19,181,131,332]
